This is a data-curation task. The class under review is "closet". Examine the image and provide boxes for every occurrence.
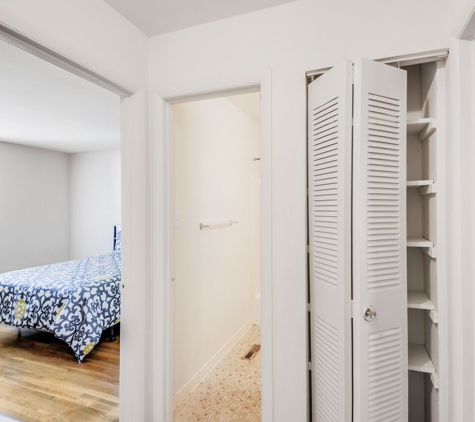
[404,60,446,422]
[307,53,447,422]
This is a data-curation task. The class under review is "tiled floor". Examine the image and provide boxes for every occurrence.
[174,325,261,422]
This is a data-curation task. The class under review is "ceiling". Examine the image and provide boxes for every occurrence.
[226,92,260,125]
[104,0,298,36]
[0,40,120,154]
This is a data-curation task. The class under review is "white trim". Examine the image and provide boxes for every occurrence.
[150,70,273,422]
[119,90,153,421]
[173,320,254,410]
[444,38,475,420]
[0,20,134,97]
[376,48,449,67]
[166,85,260,105]
[434,59,449,421]
[157,73,264,103]
[306,48,449,79]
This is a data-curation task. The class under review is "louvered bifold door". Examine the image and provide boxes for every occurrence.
[352,58,408,422]
[308,61,352,422]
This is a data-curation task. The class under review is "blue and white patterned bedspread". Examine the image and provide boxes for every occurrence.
[0,252,121,362]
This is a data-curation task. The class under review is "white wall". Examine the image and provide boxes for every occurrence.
[0,142,69,273]
[173,96,260,398]
[69,150,121,259]
[0,144,121,271]
[0,0,148,92]
[149,0,451,419]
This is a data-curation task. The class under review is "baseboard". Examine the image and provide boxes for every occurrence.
[0,414,20,422]
[173,318,253,409]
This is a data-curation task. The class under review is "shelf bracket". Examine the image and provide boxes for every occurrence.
[418,119,437,142]
[419,184,437,195]
[430,372,440,390]
[428,309,439,324]
[422,246,437,259]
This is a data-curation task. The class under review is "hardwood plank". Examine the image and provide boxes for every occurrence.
[0,325,119,421]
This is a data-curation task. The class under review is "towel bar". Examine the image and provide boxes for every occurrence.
[200,220,238,230]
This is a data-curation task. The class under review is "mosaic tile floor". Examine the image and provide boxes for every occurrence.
[174,325,261,422]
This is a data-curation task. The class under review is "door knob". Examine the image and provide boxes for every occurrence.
[364,305,376,322]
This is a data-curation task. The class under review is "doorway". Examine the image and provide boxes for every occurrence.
[0,35,122,421]
[151,72,273,421]
[171,92,261,421]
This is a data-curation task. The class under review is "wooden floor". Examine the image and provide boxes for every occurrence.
[0,325,119,422]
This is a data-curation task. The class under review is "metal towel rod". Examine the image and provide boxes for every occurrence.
[200,220,238,230]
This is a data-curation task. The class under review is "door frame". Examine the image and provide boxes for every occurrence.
[0,19,150,421]
[306,50,450,422]
[150,70,273,422]
[0,21,133,97]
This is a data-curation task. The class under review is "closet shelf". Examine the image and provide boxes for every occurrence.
[407,237,433,248]
[407,180,433,188]
[408,343,440,389]
[407,118,437,142]
[407,290,439,322]
[407,237,437,258]
[407,290,435,310]
[407,181,437,195]
[408,343,435,374]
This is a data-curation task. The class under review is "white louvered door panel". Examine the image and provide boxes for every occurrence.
[308,61,352,422]
[353,57,408,422]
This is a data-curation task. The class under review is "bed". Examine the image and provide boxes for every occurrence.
[0,227,122,362]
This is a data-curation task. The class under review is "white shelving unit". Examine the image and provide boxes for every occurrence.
[405,61,446,419]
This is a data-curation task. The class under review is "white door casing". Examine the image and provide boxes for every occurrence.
[352,57,408,422]
[151,71,274,422]
[308,60,353,422]
[120,89,153,421]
